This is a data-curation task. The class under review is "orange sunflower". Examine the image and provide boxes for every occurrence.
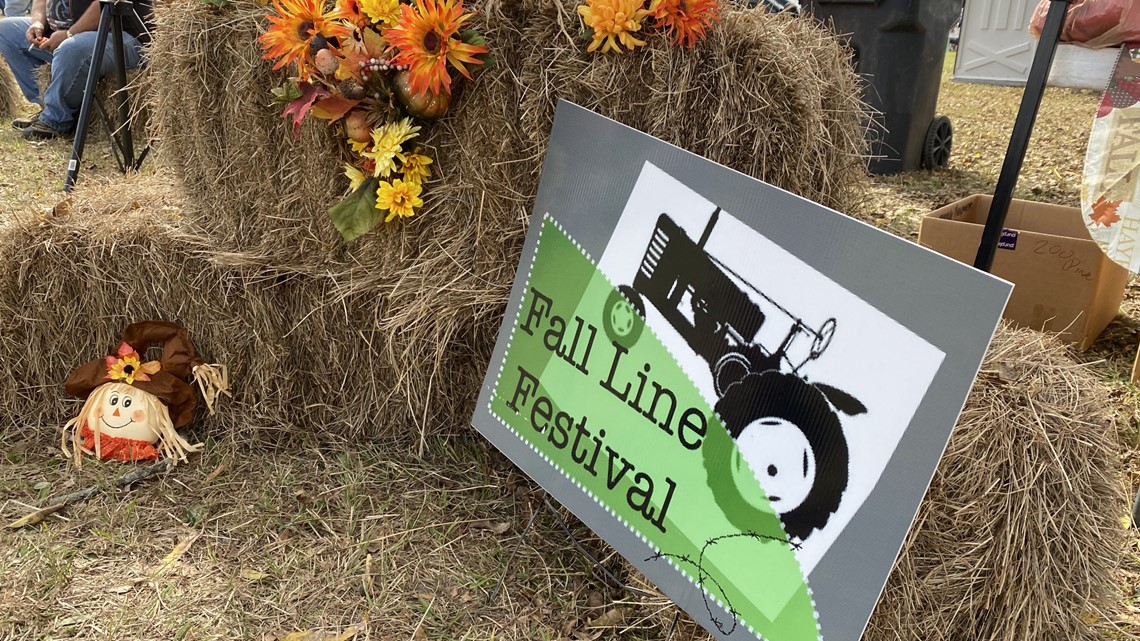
[577,0,650,53]
[330,0,371,28]
[647,0,719,48]
[386,0,488,97]
[260,0,341,79]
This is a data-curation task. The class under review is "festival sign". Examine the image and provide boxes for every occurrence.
[472,102,1012,641]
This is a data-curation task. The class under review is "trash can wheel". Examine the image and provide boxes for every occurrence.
[921,114,952,170]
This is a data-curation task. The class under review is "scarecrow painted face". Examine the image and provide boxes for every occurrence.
[89,383,162,444]
[734,417,817,514]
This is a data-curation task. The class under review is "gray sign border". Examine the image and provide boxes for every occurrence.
[473,101,1012,641]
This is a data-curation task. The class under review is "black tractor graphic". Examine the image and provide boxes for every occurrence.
[605,207,866,541]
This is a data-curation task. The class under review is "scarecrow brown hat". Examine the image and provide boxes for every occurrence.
[64,321,204,428]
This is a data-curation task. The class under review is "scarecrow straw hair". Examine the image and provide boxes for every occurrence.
[191,362,230,415]
[60,382,203,468]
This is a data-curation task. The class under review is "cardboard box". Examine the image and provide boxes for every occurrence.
[918,195,1128,351]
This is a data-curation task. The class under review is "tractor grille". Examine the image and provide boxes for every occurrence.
[639,226,669,280]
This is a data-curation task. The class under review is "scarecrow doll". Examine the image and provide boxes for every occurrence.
[61,321,227,467]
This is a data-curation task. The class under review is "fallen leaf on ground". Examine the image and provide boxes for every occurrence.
[470,520,510,534]
[6,503,65,529]
[240,567,270,581]
[587,607,627,628]
[148,532,199,578]
[203,463,229,484]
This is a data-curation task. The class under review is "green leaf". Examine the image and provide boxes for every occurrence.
[198,0,229,6]
[329,177,382,242]
[460,29,495,69]
[270,80,303,107]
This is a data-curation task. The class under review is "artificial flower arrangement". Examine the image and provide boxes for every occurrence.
[260,0,491,240]
[577,0,720,52]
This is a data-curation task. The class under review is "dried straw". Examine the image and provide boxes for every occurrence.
[0,2,1124,634]
[0,62,21,118]
[865,324,1124,641]
[131,0,872,443]
[146,0,869,264]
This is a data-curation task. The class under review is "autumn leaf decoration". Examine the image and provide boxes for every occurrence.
[1089,196,1123,228]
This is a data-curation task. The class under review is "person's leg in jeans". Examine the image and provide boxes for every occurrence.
[2,0,33,17]
[0,16,50,106]
[33,29,143,136]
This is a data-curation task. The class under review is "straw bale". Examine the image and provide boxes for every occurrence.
[864,325,1124,641]
[0,62,19,118]
[146,0,869,266]
[0,175,430,441]
[138,0,871,433]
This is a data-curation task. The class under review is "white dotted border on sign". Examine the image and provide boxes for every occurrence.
[486,213,821,641]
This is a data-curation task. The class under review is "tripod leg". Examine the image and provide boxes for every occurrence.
[64,2,113,193]
[110,10,133,166]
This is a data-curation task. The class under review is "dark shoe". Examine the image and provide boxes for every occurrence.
[11,111,42,130]
[21,119,70,141]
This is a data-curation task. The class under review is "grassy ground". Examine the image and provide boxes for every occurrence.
[2,52,1139,640]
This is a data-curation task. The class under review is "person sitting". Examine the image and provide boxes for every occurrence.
[0,0,152,140]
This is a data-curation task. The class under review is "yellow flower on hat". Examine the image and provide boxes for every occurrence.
[104,343,161,385]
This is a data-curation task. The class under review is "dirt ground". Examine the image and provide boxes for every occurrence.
[2,53,1140,640]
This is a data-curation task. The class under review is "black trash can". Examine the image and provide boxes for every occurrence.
[802,0,962,174]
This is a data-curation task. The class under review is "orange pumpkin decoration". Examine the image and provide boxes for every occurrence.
[392,71,450,119]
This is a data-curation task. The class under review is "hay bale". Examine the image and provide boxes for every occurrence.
[0,176,428,441]
[0,62,21,118]
[146,0,346,263]
[865,325,1124,641]
[516,0,868,211]
[139,0,870,430]
[147,0,868,265]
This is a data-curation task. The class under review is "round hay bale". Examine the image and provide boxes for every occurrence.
[0,62,21,118]
[864,325,1124,641]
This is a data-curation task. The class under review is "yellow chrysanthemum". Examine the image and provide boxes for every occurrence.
[363,118,421,177]
[344,164,367,191]
[401,149,433,184]
[577,0,649,53]
[350,139,371,156]
[377,178,424,222]
[359,0,401,27]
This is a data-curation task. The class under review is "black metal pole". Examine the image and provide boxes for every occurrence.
[63,0,113,193]
[109,3,133,166]
[972,0,1072,271]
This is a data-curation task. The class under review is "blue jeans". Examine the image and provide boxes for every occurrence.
[0,17,142,132]
[2,0,33,17]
